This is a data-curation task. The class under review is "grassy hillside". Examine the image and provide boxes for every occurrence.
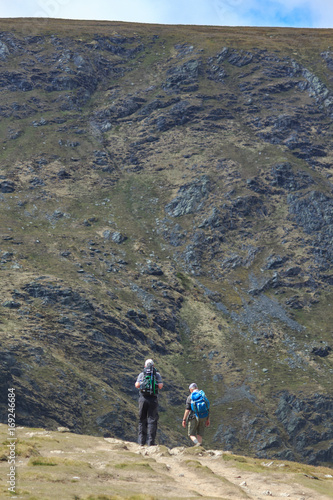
[0,18,332,466]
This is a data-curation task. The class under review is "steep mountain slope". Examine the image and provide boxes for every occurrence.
[0,19,332,465]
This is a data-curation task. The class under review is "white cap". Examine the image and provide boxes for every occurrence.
[145,359,154,367]
[189,383,198,390]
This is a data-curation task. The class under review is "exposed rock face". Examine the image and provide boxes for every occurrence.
[165,176,211,217]
[288,191,333,267]
[154,100,202,131]
[275,392,333,464]
[0,41,9,59]
[163,59,202,92]
[0,180,15,193]
[270,163,314,191]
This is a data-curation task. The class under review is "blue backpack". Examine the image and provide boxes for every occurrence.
[191,390,210,419]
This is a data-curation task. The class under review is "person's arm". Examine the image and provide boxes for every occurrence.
[135,373,143,389]
[182,409,190,428]
[156,372,163,390]
[205,395,210,426]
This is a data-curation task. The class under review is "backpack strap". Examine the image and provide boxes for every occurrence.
[141,366,158,395]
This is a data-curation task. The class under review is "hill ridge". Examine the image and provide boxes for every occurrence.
[1,423,332,499]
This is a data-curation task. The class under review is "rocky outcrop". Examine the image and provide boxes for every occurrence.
[275,392,333,464]
[165,175,210,217]
[0,180,15,193]
[153,100,202,131]
[270,162,314,191]
[0,40,9,59]
[288,191,333,267]
[162,59,202,92]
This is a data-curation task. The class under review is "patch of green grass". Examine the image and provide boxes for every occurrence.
[28,456,89,467]
[0,439,40,460]
[84,496,156,500]
[114,462,154,471]
[176,272,192,290]
[28,457,58,466]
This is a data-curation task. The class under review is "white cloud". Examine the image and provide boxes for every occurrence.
[309,0,333,27]
[0,0,332,28]
[54,0,159,23]
[211,0,333,27]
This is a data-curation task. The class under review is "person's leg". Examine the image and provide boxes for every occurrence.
[188,418,200,445]
[195,418,207,446]
[147,397,159,446]
[138,397,148,445]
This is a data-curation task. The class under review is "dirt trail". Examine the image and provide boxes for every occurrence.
[103,438,333,500]
[4,426,332,500]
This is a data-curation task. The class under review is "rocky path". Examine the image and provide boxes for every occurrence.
[103,438,333,500]
[2,426,332,500]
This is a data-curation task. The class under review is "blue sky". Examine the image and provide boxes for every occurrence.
[1,0,332,28]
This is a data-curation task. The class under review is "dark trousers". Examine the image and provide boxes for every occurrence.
[138,394,159,446]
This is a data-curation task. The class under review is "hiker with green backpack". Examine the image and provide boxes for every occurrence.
[135,359,163,446]
[182,383,210,447]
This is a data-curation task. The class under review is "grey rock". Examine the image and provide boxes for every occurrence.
[0,180,15,193]
[231,195,265,217]
[271,163,301,190]
[1,252,14,261]
[103,230,127,244]
[288,191,333,267]
[311,345,332,357]
[165,175,210,217]
[232,292,303,332]
[0,41,9,59]
[199,208,222,229]
[8,128,23,140]
[275,392,333,464]
[266,255,286,270]
[154,100,201,132]
[283,266,301,277]
[32,118,48,127]
[2,300,21,309]
[144,264,164,276]
[174,43,194,57]
[213,424,238,449]
[274,114,300,131]
[163,59,201,92]
[29,177,45,187]
[107,96,146,119]
[246,177,268,194]
[228,49,254,67]
[286,295,305,309]
[138,97,180,116]
[112,232,127,244]
[23,282,94,312]
[321,50,333,71]
[57,169,71,180]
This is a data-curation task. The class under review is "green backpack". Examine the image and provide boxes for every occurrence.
[140,364,158,395]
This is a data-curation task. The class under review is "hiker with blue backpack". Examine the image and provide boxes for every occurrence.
[135,359,163,446]
[182,383,210,447]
